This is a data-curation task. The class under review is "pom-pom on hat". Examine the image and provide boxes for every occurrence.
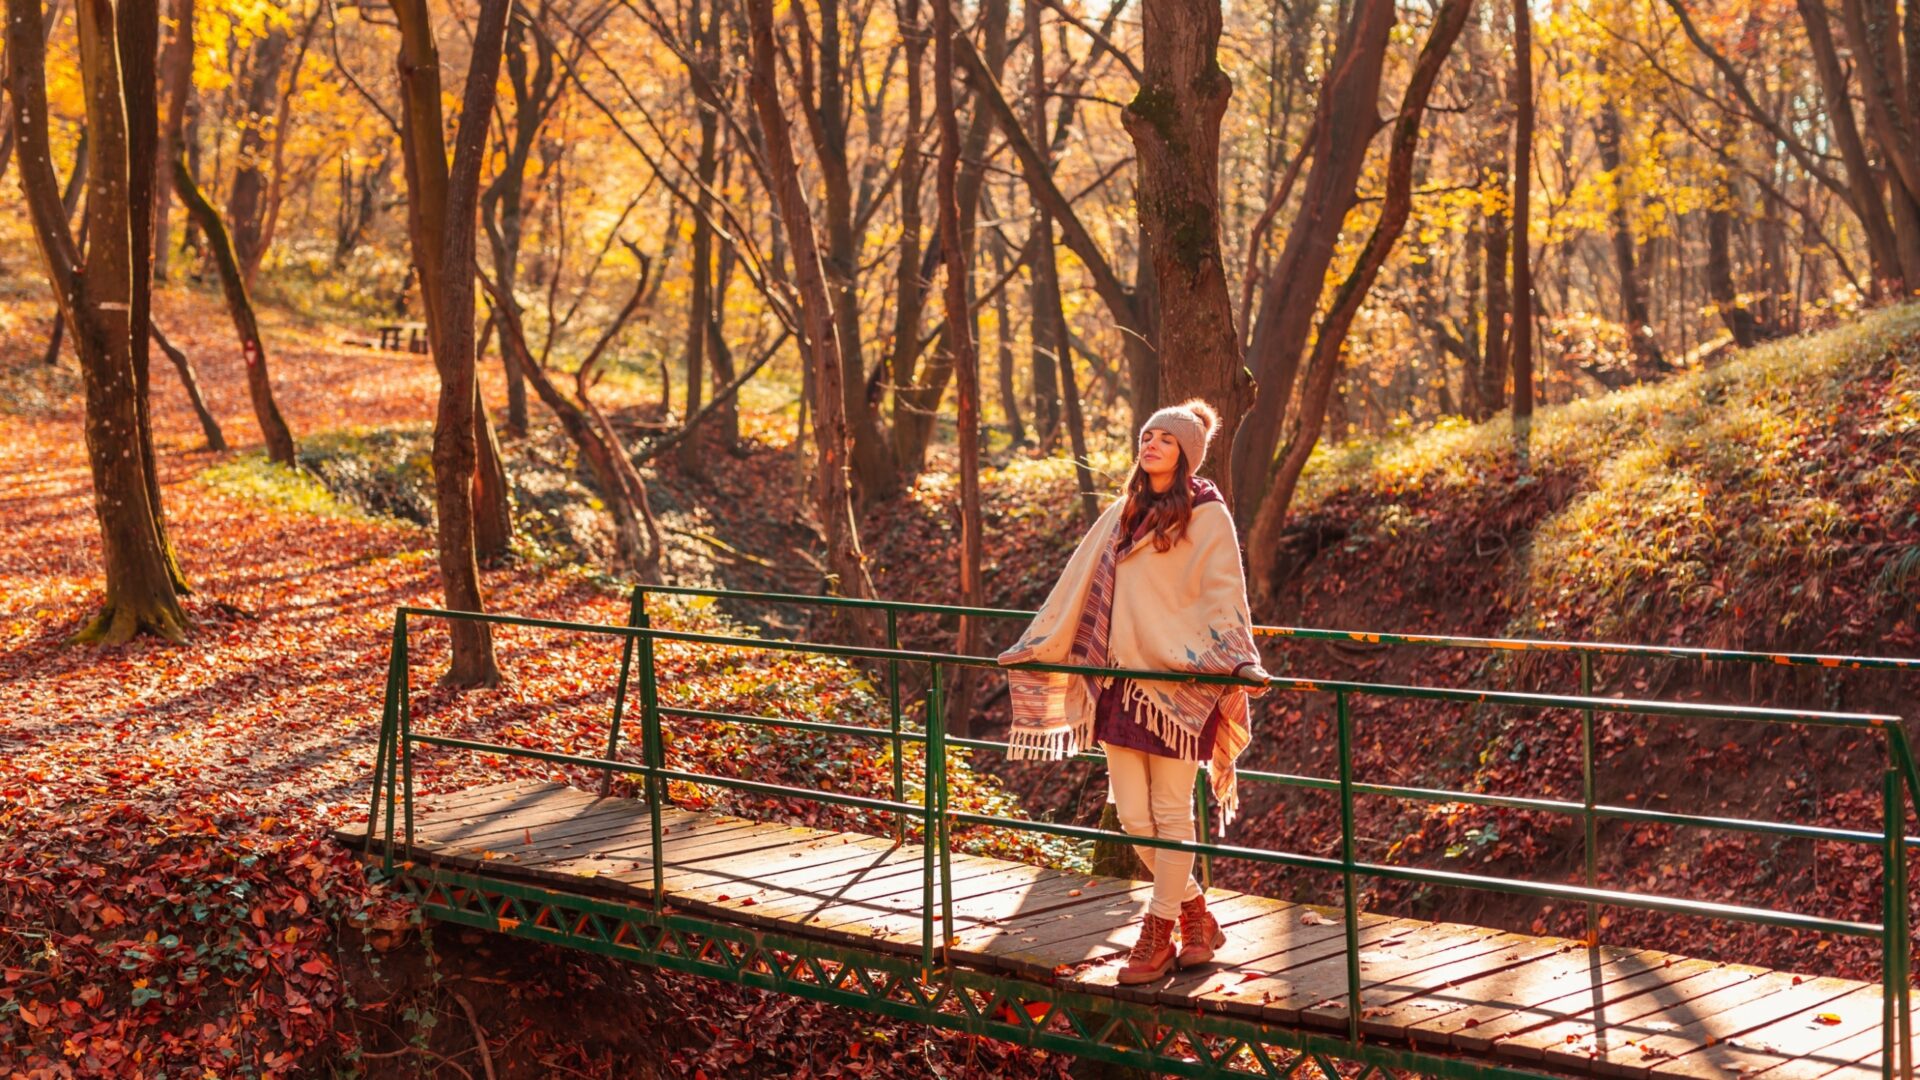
[1140,398,1221,472]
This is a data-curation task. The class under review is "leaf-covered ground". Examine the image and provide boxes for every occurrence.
[0,288,1071,1078]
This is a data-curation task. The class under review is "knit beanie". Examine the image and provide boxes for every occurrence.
[1140,399,1221,472]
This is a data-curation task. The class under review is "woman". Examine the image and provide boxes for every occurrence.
[998,399,1269,985]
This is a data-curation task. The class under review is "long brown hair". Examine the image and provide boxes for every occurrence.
[1121,453,1195,553]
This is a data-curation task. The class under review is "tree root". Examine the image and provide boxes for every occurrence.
[70,600,191,645]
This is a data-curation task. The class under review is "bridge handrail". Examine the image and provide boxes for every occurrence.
[630,582,1920,673]
[363,600,1915,1076]
[387,605,1902,729]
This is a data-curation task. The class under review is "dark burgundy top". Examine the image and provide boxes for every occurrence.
[1087,478,1227,761]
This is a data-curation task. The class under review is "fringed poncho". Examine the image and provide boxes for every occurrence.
[996,486,1264,832]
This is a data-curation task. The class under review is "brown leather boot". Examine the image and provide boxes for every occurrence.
[1178,894,1226,968]
[1117,913,1177,985]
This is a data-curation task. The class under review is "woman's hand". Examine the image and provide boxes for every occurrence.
[1233,661,1274,697]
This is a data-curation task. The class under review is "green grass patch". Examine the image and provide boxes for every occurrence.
[197,453,370,519]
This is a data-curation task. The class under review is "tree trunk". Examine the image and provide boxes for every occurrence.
[1229,0,1396,522]
[153,0,192,283]
[121,0,187,598]
[887,0,930,475]
[1509,0,1535,469]
[892,0,1011,482]
[707,159,741,452]
[1841,0,1920,285]
[226,25,289,288]
[172,159,298,466]
[391,0,513,688]
[482,273,664,574]
[745,0,879,623]
[1024,9,1059,451]
[934,0,983,736]
[1798,0,1907,293]
[1058,325,1099,525]
[1593,79,1663,371]
[472,381,513,563]
[806,0,899,499]
[1123,0,1249,503]
[9,0,191,643]
[679,198,712,462]
[1243,0,1474,609]
[149,319,228,451]
[989,235,1027,446]
[680,41,720,474]
[1480,165,1510,419]
[482,12,559,439]
[955,33,1149,426]
[41,133,91,368]
[1706,188,1759,348]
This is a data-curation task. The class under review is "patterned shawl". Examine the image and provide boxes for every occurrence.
[997,497,1263,831]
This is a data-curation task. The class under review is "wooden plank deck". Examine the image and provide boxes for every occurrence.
[335,780,1906,1080]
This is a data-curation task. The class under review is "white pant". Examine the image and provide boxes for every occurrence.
[1105,744,1204,919]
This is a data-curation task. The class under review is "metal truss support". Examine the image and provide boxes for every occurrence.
[391,864,1566,1080]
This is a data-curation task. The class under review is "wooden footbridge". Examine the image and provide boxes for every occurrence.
[341,586,1920,1080]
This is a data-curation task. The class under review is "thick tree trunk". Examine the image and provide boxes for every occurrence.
[1510,0,1535,468]
[149,319,228,450]
[934,0,983,736]
[1229,0,1395,522]
[391,0,512,688]
[120,0,187,598]
[1123,0,1248,503]
[153,0,192,283]
[10,0,190,643]
[745,0,879,623]
[1244,0,1474,608]
[172,159,298,466]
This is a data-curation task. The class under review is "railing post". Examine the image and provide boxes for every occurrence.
[639,609,666,913]
[398,615,414,860]
[1194,770,1212,890]
[1885,768,1913,1080]
[604,587,645,795]
[1336,689,1361,1045]
[888,608,905,844]
[934,671,954,969]
[368,613,406,874]
[1581,653,1599,945]
[922,664,944,978]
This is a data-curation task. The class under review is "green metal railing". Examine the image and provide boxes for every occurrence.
[363,587,1918,1079]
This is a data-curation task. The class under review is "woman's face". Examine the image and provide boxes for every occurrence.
[1137,428,1182,484]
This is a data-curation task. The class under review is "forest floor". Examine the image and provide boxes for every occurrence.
[4,283,1920,1077]
[0,287,1071,1079]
